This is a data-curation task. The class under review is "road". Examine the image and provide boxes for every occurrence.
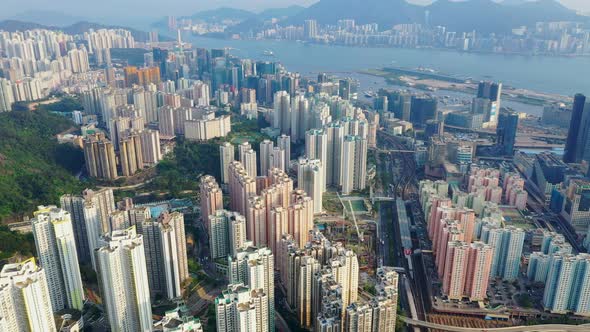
[523,180,584,253]
[377,130,428,331]
[402,317,590,332]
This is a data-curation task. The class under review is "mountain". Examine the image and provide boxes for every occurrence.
[286,0,586,33]
[190,7,256,22]
[9,10,88,27]
[286,0,422,27]
[0,20,171,42]
[0,20,48,32]
[427,0,581,33]
[0,110,85,222]
[258,5,306,20]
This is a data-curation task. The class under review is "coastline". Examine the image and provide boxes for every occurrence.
[358,68,567,107]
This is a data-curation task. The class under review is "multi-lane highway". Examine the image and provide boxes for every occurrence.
[402,317,590,332]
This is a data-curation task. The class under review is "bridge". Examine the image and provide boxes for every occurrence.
[401,317,590,332]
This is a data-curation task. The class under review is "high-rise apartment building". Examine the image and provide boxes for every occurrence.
[31,206,85,311]
[277,134,291,168]
[95,226,152,332]
[270,147,286,172]
[220,142,235,184]
[304,20,318,40]
[247,196,267,247]
[60,195,91,263]
[342,135,368,195]
[215,283,269,332]
[0,259,56,332]
[142,212,188,300]
[200,175,223,229]
[289,190,314,248]
[227,246,275,332]
[139,129,162,165]
[305,129,328,191]
[260,140,274,176]
[298,158,324,214]
[273,91,291,134]
[209,210,247,259]
[0,78,14,112]
[543,253,590,316]
[481,225,525,281]
[158,105,175,137]
[83,133,118,180]
[325,122,346,186]
[228,161,257,216]
[119,131,144,176]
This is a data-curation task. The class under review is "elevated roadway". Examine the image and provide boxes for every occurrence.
[402,317,590,332]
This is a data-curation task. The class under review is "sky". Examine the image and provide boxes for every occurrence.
[1,0,589,23]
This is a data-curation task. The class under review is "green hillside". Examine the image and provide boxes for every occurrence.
[0,110,85,221]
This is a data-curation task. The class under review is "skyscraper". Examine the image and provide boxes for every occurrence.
[305,129,328,191]
[289,190,314,248]
[95,227,152,332]
[342,135,368,195]
[482,225,525,281]
[139,129,162,165]
[277,134,291,169]
[220,142,235,184]
[464,242,494,301]
[479,82,502,100]
[83,133,118,180]
[273,91,291,135]
[268,148,284,173]
[542,253,590,315]
[298,158,324,214]
[304,20,318,40]
[60,194,91,264]
[228,161,257,216]
[31,206,85,311]
[247,196,267,247]
[496,110,519,156]
[227,246,275,332]
[215,283,269,332]
[200,175,223,229]
[0,259,56,332]
[209,210,247,259]
[0,78,14,112]
[142,212,188,300]
[260,140,274,176]
[564,94,586,163]
[325,122,346,186]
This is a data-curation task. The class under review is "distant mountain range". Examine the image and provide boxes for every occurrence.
[0,20,171,42]
[8,10,88,27]
[156,0,587,35]
[288,0,584,34]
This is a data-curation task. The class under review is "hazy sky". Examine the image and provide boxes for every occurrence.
[1,0,589,21]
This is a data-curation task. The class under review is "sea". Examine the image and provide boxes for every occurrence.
[183,34,590,116]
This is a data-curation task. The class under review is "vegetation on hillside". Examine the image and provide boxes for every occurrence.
[0,226,36,261]
[0,110,86,221]
[36,95,84,113]
[151,117,270,194]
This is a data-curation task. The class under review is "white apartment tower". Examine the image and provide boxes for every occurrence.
[220,142,235,184]
[95,226,152,332]
[298,158,324,214]
[31,206,85,311]
[0,259,56,332]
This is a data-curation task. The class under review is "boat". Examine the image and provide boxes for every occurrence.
[262,50,275,57]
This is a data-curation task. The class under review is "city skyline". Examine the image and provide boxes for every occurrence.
[1,0,589,25]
